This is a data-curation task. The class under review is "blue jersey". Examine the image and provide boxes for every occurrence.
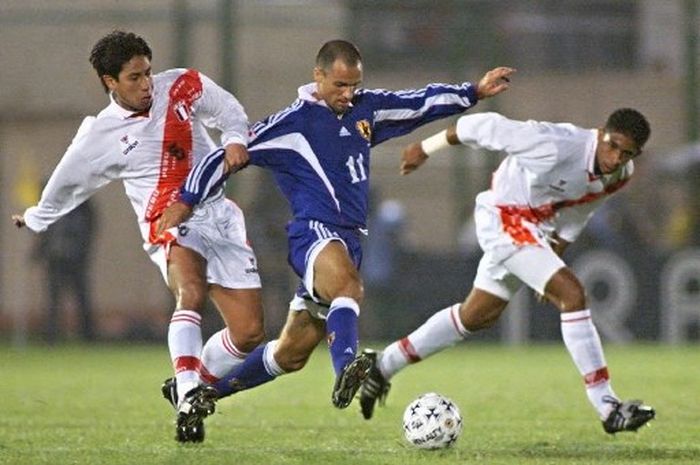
[246,82,479,229]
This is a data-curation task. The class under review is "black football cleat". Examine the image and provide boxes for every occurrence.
[332,352,372,409]
[602,396,656,434]
[358,349,391,420]
[162,378,214,443]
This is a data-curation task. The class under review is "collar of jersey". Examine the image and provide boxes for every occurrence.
[297,82,354,110]
[107,93,150,119]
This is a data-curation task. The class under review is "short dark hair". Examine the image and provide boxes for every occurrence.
[605,108,651,149]
[315,40,362,70]
[89,30,152,93]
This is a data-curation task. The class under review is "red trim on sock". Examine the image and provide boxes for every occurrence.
[584,367,609,386]
[221,330,245,359]
[398,337,421,364]
[174,355,201,374]
[199,364,220,384]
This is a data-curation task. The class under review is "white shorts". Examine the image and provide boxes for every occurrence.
[474,245,566,300]
[472,194,565,300]
[145,198,261,290]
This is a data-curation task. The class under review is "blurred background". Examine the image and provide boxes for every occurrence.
[1,0,699,347]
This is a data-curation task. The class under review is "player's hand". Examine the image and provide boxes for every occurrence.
[400,142,430,175]
[223,143,250,173]
[476,67,516,99]
[155,201,193,237]
[11,214,25,228]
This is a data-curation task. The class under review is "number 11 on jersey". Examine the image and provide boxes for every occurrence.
[346,153,367,183]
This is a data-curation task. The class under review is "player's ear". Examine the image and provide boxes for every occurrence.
[313,66,324,83]
[102,74,118,91]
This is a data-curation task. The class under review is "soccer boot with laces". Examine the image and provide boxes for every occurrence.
[161,378,209,443]
[601,396,656,434]
[358,349,391,420]
[331,352,373,409]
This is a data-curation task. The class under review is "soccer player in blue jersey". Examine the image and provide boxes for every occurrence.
[157,40,514,419]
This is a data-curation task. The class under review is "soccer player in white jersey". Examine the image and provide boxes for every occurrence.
[360,109,656,435]
[11,31,264,442]
[157,41,514,414]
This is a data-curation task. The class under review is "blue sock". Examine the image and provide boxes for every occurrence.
[212,341,282,398]
[326,298,359,376]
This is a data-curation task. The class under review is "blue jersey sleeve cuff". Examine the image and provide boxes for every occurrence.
[178,189,200,207]
[465,83,478,104]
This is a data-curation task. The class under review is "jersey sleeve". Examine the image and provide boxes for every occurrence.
[194,71,249,147]
[179,147,228,206]
[455,112,559,173]
[23,117,113,232]
[368,82,479,145]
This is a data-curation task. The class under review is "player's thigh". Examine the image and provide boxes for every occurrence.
[167,244,208,308]
[542,266,586,311]
[312,241,363,302]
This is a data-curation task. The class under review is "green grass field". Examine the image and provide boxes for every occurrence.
[1,343,698,465]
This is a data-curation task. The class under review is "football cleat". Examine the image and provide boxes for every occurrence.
[162,378,213,443]
[332,352,372,409]
[359,349,391,420]
[161,377,178,409]
[601,396,656,434]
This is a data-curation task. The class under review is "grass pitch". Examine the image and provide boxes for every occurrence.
[0,343,698,465]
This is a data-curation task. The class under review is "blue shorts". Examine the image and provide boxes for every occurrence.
[286,219,364,303]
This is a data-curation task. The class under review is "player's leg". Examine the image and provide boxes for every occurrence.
[202,286,264,383]
[212,300,326,398]
[507,246,655,433]
[312,241,373,408]
[360,256,513,419]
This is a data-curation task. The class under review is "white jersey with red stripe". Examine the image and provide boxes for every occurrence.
[23,68,247,243]
[456,112,633,268]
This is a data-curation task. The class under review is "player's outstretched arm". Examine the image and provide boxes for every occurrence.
[476,67,515,100]
[400,125,461,175]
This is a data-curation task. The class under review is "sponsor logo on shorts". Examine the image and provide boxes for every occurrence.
[245,257,258,274]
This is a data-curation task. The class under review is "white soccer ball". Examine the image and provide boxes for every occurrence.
[402,392,463,449]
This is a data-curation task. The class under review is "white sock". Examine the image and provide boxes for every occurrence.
[265,340,286,377]
[168,309,203,405]
[200,328,248,383]
[560,309,618,418]
[379,304,468,380]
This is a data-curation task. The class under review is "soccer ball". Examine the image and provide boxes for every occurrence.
[402,392,463,449]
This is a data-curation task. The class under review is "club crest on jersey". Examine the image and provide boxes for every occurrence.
[356,120,371,141]
[172,101,190,122]
[119,134,140,156]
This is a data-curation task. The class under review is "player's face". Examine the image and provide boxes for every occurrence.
[103,55,153,112]
[595,131,640,174]
[314,59,363,115]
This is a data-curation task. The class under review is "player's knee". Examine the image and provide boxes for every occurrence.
[555,281,587,312]
[228,325,265,353]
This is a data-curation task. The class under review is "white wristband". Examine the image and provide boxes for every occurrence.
[420,130,450,156]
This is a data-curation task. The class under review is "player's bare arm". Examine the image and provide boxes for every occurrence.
[154,201,193,237]
[11,214,25,228]
[476,66,515,99]
[400,125,461,175]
